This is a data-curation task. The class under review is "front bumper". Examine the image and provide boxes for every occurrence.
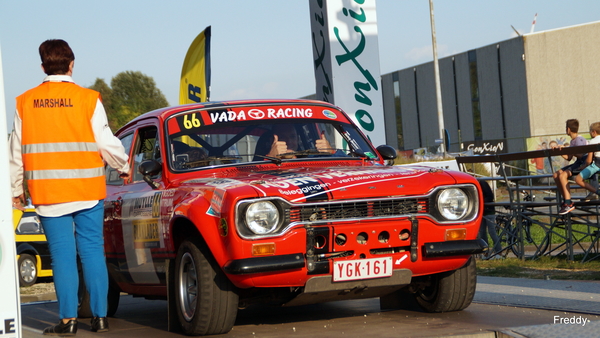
[423,238,488,257]
[223,238,486,275]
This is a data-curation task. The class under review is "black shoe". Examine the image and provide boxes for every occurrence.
[91,317,109,333]
[43,319,78,336]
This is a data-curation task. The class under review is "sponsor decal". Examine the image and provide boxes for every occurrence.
[322,109,337,119]
[206,206,219,217]
[208,189,224,217]
[218,218,228,237]
[133,219,160,248]
[208,107,314,123]
[394,254,408,266]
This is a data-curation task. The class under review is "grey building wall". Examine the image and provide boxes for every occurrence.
[499,36,530,152]
[439,57,459,152]
[381,73,398,148]
[453,53,475,147]
[476,44,505,141]
[415,63,439,148]
[398,68,421,151]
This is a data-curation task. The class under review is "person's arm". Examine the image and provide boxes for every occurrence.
[91,99,130,177]
[9,110,26,210]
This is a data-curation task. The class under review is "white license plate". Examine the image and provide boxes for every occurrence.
[333,257,393,282]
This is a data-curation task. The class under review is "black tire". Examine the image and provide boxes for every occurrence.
[413,257,477,313]
[18,254,38,287]
[175,239,238,336]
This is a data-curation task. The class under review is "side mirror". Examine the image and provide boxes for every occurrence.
[139,160,162,189]
[376,145,398,161]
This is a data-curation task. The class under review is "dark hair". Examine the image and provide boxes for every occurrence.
[39,39,74,75]
[566,119,579,133]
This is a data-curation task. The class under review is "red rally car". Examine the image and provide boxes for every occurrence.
[100,99,486,335]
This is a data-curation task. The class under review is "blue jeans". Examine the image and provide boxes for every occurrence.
[479,214,502,255]
[40,201,107,319]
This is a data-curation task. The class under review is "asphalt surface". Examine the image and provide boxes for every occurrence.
[18,276,600,338]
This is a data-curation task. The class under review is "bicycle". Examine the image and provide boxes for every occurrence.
[492,192,550,258]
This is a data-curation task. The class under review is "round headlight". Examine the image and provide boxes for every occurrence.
[245,201,280,234]
[437,188,469,220]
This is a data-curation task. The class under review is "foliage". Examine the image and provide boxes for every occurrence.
[476,256,600,280]
[88,71,169,132]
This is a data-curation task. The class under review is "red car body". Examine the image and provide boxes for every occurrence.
[101,99,486,335]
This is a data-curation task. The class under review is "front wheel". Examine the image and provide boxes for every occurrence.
[413,257,477,312]
[175,239,238,336]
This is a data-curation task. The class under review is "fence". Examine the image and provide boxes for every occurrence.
[456,144,600,262]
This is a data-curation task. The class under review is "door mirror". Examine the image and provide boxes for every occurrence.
[376,145,398,161]
[139,160,162,189]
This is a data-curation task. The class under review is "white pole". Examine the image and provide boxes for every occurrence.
[0,42,23,338]
[429,0,445,155]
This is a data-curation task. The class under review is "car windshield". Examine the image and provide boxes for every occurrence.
[164,105,378,171]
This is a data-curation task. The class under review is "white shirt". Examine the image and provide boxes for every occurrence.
[9,75,130,217]
[590,135,600,158]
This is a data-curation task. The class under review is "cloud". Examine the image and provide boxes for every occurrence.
[404,44,450,62]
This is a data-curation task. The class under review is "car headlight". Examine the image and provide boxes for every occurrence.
[437,188,469,220]
[245,201,280,235]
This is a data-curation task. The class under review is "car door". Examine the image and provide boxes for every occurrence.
[112,123,167,286]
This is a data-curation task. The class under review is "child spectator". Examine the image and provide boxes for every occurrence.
[574,122,600,202]
[552,119,588,215]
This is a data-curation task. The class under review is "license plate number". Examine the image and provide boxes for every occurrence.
[333,257,393,282]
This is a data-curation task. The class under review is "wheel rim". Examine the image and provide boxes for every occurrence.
[20,258,36,283]
[177,252,198,322]
[416,276,439,302]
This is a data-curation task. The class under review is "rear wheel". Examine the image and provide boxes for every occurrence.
[18,254,38,287]
[413,257,477,312]
[175,239,238,336]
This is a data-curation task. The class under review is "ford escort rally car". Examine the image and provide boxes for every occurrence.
[101,99,486,335]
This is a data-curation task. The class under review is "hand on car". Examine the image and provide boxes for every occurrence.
[12,194,25,211]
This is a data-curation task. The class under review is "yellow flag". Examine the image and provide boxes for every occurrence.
[180,26,211,104]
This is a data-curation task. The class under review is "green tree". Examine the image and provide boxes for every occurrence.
[88,78,118,129]
[89,71,169,131]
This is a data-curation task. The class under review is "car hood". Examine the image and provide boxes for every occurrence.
[181,164,472,203]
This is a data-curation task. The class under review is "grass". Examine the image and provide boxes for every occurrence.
[476,255,600,280]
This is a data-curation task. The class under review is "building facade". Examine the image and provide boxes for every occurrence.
[381,21,600,155]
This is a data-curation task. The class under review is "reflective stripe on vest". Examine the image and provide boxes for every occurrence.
[25,167,105,181]
[23,142,98,154]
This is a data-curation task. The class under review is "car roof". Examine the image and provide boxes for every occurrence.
[115,99,343,134]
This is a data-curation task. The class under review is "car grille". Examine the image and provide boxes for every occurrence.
[287,197,429,223]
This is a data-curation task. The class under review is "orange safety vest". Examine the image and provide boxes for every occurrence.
[16,81,106,205]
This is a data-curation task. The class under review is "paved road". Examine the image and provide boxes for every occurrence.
[19,276,600,338]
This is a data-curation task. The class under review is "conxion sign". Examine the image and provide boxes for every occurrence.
[310,0,386,146]
[462,139,507,155]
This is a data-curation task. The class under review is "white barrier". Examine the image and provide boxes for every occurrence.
[0,43,21,337]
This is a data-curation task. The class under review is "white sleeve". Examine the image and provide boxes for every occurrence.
[91,98,131,173]
[9,110,24,197]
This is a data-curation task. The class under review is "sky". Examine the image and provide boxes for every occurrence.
[1,0,600,129]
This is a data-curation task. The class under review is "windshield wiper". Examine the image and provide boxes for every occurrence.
[253,154,282,165]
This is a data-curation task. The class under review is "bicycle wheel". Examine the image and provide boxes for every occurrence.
[521,219,550,258]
